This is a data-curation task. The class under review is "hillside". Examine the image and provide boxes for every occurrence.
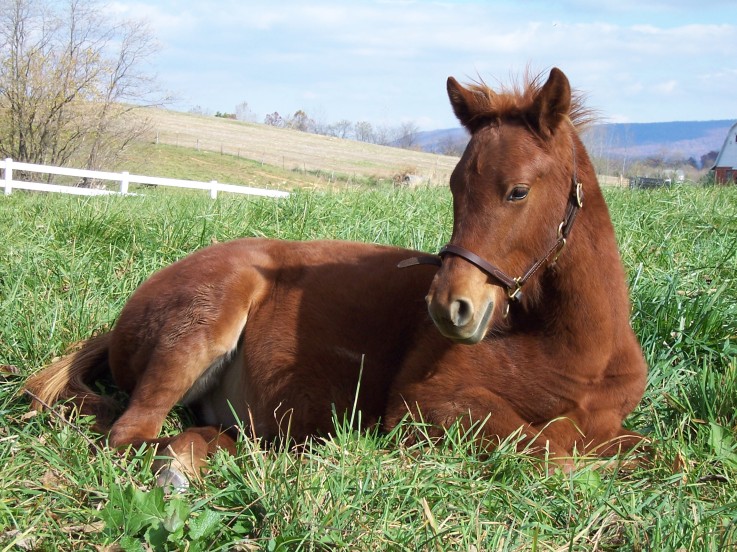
[130,108,460,189]
[118,109,732,191]
[415,120,735,165]
[585,120,733,163]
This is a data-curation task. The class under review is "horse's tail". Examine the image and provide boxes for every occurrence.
[24,333,118,431]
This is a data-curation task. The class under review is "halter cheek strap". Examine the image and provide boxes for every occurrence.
[397,167,584,304]
[438,177,582,302]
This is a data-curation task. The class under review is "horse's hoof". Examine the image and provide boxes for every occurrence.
[155,467,190,493]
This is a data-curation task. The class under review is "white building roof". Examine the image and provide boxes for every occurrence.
[714,121,737,169]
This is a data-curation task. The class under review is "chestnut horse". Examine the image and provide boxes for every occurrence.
[25,68,647,487]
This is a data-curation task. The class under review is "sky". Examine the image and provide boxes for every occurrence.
[111,0,737,131]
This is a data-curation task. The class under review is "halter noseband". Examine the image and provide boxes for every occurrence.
[398,157,584,305]
[438,176,582,302]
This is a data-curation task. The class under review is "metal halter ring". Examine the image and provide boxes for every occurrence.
[575,181,583,208]
[552,238,567,264]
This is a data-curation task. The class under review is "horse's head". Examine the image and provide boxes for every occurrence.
[427,68,588,343]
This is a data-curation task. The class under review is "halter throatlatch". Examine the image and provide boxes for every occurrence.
[397,150,584,307]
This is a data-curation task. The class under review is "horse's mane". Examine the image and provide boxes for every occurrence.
[464,70,597,130]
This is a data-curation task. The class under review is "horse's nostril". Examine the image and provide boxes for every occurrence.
[449,298,473,327]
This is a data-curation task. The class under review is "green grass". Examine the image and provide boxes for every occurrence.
[113,142,400,191]
[1,184,736,550]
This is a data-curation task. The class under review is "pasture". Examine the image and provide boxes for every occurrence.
[1,184,736,550]
[119,109,460,189]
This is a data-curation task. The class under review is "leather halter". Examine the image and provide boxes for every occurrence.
[439,177,583,302]
[398,161,584,304]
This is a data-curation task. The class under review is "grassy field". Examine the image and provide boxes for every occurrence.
[113,141,405,192]
[1,183,736,551]
[123,108,460,187]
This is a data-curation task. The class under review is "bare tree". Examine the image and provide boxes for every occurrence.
[328,119,352,139]
[354,121,374,143]
[437,133,468,156]
[373,124,395,146]
[701,151,718,170]
[0,0,163,180]
[395,121,420,149]
[286,109,315,133]
[264,111,285,127]
[235,100,257,122]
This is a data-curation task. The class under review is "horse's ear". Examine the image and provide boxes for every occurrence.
[531,67,571,137]
[447,77,478,131]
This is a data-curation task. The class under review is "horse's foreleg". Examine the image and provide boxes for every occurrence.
[585,425,650,459]
[532,410,650,469]
[386,385,575,471]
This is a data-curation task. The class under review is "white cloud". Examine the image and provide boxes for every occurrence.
[654,80,678,95]
[110,2,197,33]
[109,0,737,127]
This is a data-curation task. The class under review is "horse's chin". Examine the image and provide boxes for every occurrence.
[430,299,494,345]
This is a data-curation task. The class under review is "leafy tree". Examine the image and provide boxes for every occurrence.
[0,0,163,179]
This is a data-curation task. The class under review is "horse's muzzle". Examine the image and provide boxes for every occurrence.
[426,294,494,344]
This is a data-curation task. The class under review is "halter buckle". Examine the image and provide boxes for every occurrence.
[508,278,523,301]
[575,181,583,208]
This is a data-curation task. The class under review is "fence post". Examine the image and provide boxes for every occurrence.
[120,171,129,194]
[210,180,218,199]
[3,158,12,196]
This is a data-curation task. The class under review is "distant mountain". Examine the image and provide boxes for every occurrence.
[415,120,735,168]
[414,127,468,155]
[582,120,734,165]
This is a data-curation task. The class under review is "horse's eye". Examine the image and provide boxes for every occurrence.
[507,186,529,202]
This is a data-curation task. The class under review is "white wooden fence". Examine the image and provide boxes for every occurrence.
[0,158,290,199]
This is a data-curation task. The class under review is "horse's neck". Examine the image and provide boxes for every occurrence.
[533,175,629,346]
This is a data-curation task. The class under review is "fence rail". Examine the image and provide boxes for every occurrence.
[0,158,290,199]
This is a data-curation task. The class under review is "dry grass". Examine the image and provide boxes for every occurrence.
[132,108,460,186]
[122,108,627,192]
[598,174,627,187]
